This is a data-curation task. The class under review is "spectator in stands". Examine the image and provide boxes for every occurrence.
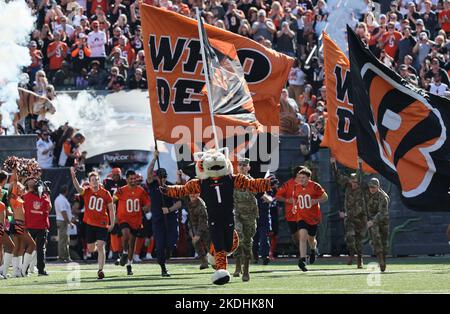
[422,0,438,39]
[128,67,148,90]
[47,32,68,82]
[298,84,316,122]
[380,21,403,62]
[288,59,306,103]
[53,61,74,89]
[110,0,128,25]
[28,41,44,83]
[399,63,419,86]
[116,36,135,70]
[130,25,143,52]
[406,2,421,31]
[389,1,404,21]
[413,31,432,69]
[33,70,49,97]
[70,5,88,28]
[224,1,244,33]
[236,19,251,38]
[71,34,92,77]
[112,14,131,39]
[54,15,75,40]
[429,73,448,95]
[277,21,296,57]
[87,20,107,67]
[438,0,450,36]
[55,185,74,263]
[37,131,54,169]
[398,26,417,65]
[107,66,126,92]
[107,47,129,79]
[252,9,276,43]
[87,60,107,89]
[426,57,450,85]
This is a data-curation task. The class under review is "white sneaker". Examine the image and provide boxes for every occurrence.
[144,253,153,260]
[133,254,142,263]
[0,274,5,280]
[30,266,38,274]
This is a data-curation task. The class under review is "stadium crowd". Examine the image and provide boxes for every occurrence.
[1,0,450,279]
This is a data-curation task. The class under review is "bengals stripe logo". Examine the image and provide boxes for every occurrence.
[361,64,447,198]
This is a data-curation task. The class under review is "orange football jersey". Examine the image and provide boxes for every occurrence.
[82,187,113,228]
[295,180,325,225]
[115,185,151,230]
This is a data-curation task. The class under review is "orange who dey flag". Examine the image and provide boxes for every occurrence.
[140,3,293,144]
[321,32,375,173]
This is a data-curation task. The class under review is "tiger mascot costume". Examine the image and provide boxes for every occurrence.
[0,87,55,133]
[162,148,277,285]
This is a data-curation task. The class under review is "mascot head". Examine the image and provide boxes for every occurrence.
[194,148,233,180]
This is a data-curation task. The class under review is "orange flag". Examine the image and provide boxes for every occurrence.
[140,3,293,144]
[321,32,375,173]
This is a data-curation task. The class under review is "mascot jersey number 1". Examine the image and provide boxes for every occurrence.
[162,149,277,285]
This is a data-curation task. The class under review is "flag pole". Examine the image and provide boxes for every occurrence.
[196,8,220,150]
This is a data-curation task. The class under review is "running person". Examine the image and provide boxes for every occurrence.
[276,167,328,271]
[71,168,115,279]
[114,170,151,275]
[103,168,126,264]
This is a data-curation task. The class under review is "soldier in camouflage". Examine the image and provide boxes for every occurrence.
[185,193,210,270]
[233,158,259,282]
[366,178,390,272]
[331,157,367,268]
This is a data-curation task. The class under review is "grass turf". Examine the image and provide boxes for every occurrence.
[0,256,449,294]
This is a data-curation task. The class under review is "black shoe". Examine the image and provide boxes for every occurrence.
[253,257,259,264]
[298,259,308,272]
[38,270,49,276]
[262,257,270,265]
[309,249,316,265]
[161,270,171,277]
[127,265,133,276]
[114,258,120,266]
[119,253,128,266]
[97,270,105,280]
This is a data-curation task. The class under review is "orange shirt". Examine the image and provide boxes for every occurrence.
[381,31,402,59]
[276,179,325,225]
[82,187,113,229]
[115,185,151,230]
[439,10,450,32]
[47,41,68,71]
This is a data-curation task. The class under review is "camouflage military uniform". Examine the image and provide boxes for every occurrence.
[335,169,367,256]
[234,175,259,260]
[185,197,210,258]
[366,188,390,256]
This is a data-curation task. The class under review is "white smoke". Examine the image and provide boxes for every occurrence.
[0,0,36,130]
[316,0,368,55]
[49,91,119,151]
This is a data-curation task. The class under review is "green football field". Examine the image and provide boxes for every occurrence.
[1,256,449,294]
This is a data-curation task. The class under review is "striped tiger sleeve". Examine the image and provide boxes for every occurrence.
[165,179,201,198]
[232,174,271,193]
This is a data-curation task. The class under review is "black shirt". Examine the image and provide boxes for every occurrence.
[145,180,177,218]
[128,76,148,89]
[199,175,235,223]
[103,178,127,196]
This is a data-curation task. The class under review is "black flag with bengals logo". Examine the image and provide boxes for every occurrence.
[347,25,450,212]
[199,15,260,126]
